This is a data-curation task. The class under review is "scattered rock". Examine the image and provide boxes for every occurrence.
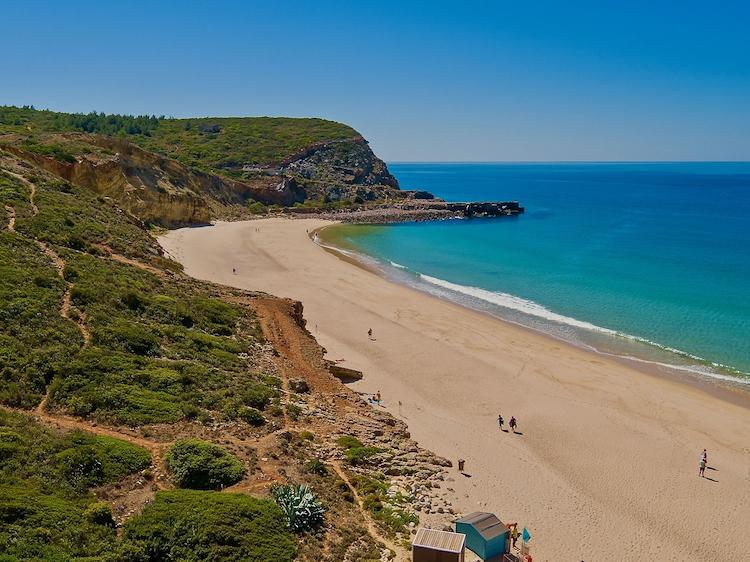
[289,379,310,393]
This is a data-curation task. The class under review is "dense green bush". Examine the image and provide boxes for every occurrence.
[336,434,382,465]
[246,199,268,214]
[166,438,245,490]
[345,446,384,466]
[84,501,115,527]
[304,459,328,476]
[238,406,266,426]
[272,484,326,533]
[123,490,296,561]
[241,382,276,410]
[336,435,363,449]
[93,318,160,355]
[0,411,150,559]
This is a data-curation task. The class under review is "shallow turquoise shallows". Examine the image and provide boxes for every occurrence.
[324,163,750,384]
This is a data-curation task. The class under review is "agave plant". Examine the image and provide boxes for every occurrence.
[272,484,325,532]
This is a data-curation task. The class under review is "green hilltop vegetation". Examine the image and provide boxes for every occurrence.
[165,438,246,490]
[0,152,303,559]
[0,105,359,175]
[0,410,295,561]
[0,142,395,559]
[0,166,276,424]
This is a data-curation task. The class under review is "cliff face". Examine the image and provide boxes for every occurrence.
[2,134,309,226]
[282,137,400,202]
[0,110,403,225]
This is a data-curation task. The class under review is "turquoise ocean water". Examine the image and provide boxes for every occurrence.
[323,163,750,386]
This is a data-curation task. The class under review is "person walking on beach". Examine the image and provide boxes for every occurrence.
[368,328,373,339]
[509,523,519,549]
[232,267,236,275]
[701,448,708,466]
[699,457,706,477]
[498,414,504,430]
[509,416,517,433]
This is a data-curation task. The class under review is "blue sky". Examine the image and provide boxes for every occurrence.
[2,1,748,161]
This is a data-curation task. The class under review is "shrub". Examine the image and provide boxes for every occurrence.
[53,433,152,489]
[123,490,296,561]
[304,459,328,476]
[271,484,325,533]
[121,290,147,311]
[85,501,115,527]
[88,435,151,481]
[165,438,245,490]
[55,445,104,488]
[238,407,265,426]
[67,233,86,251]
[246,199,268,214]
[345,446,384,466]
[241,383,275,410]
[286,403,302,420]
[336,435,363,449]
[354,474,419,537]
[94,320,159,356]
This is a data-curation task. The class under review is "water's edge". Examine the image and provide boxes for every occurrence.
[313,222,750,407]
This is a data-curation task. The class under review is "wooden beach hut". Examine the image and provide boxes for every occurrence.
[455,512,509,560]
[412,527,466,562]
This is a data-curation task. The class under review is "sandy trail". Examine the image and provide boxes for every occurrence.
[161,218,750,562]
[4,205,15,231]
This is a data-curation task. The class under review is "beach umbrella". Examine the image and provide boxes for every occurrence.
[522,527,532,542]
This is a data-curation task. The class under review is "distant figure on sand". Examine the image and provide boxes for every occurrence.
[509,416,517,433]
[509,522,519,549]
[368,328,373,339]
[498,414,504,430]
[376,390,381,403]
[699,457,706,477]
[232,267,236,274]
[701,448,708,465]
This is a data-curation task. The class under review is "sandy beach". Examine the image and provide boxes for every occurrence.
[160,218,750,561]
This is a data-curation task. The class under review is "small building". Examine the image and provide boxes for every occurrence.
[455,512,509,560]
[412,527,466,562]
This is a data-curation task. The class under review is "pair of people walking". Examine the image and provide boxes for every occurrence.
[498,414,518,433]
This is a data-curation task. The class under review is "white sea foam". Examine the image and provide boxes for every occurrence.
[419,274,619,335]
[417,273,750,384]
[314,232,750,385]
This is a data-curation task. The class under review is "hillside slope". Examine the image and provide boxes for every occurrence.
[0,144,455,560]
[0,106,404,226]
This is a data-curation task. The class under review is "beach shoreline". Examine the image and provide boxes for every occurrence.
[160,217,750,561]
[312,222,750,411]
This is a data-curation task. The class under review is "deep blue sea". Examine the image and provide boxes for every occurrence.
[324,163,750,385]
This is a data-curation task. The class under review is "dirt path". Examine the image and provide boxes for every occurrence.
[29,181,38,216]
[92,242,167,277]
[1,401,171,490]
[4,169,39,216]
[252,297,342,395]
[253,296,406,560]
[4,205,15,231]
[36,239,91,346]
[330,460,403,561]
[5,171,89,344]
